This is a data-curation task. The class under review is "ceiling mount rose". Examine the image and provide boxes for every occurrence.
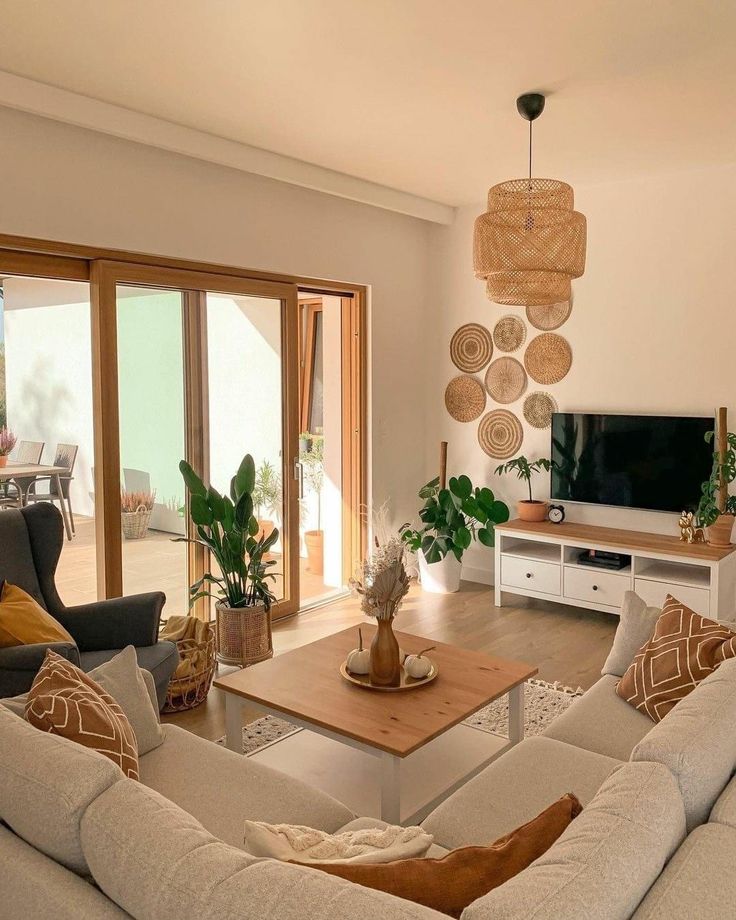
[473,91,587,307]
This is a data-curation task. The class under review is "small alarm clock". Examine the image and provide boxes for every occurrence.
[548,504,566,524]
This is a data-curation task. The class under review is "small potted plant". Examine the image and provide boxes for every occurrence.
[177,454,278,667]
[400,475,509,593]
[301,436,324,576]
[495,455,560,522]
[252,459,282,541]
[121,489,156,539]
[0,426,16,468]
[299,431,312,454]
[697,429,736,547]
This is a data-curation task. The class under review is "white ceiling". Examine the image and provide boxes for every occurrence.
[0,0,734,207]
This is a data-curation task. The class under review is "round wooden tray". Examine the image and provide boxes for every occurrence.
[339,660,438,692]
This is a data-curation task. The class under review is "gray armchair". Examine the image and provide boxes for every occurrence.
[0,503,178,708]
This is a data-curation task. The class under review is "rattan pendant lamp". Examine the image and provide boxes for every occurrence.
[473,93,587,306]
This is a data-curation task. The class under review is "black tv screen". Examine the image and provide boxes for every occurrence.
[550,413,714,513]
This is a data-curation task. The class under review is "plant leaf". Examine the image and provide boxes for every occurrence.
[179,460,206,497]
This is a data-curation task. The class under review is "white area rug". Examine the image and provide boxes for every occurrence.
[217,677,583,755]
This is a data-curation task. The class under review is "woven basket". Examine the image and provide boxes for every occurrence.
[162,625,216,713]
[121,506,152,540]
[215,600,273,668]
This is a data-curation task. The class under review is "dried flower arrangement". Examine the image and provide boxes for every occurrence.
[120,489,156,512]
[0,426,17,457]
[350,532,410,621]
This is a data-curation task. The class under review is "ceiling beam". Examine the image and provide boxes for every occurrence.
[0,70,454,225]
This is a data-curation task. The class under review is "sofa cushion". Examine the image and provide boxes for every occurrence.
[338,818,450,858]
[26,649,140,780]
[81,778,448,920]
[632,823,736,920]
[543,674,653,760]
[139,723,354,846]
[617,596,736,721]
[0,580,75,647]
[311,794,581,919]
[0,704,121,873]
[631,657,736,831]
[422,736,619,850]
[602,591,661,677]
[462,761,686,920]
[708,772,736,828]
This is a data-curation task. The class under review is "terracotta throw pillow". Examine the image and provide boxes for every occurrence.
[303,793,582,918]
[0,580,74,648]
[617,595,736,721]
[25,649,139,780]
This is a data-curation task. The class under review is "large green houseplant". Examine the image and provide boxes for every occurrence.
[178,454,279,666]
[697,429,736,546]
[400,475,509,593]
[495,455,560,522]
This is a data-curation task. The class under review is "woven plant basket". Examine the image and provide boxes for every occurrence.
[163,626,216,713]
[215,600,273,668]
[121,506,153,540]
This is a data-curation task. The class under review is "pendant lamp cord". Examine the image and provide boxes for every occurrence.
[528,119,533,187]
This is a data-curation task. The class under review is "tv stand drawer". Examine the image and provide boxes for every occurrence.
[564,566,630,608]
[501,556,560,596]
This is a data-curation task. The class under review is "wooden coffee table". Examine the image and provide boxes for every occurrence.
[214,626,536,824]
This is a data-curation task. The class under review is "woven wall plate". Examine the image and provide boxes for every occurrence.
[493,315,527,352]
[484,357,527,404]
[450,323,493,372]
[478,409,523,459]
[526,301,572,331]
[444,374,486,422]
[523,391,559,429]
[524,333,572,385]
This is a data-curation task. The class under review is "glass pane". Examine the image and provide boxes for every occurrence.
[116,286,187,617]
[299,296,344,605]
[206,292,286,605]
[0,276,97,603]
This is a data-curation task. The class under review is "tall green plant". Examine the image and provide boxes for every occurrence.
[177,454,278,611]
[697,431,736,527]
[252,459,282,522]
[400,475,509,564]
[495,456,559,502]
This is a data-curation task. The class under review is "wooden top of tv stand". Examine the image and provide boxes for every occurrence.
[496,519,736,562]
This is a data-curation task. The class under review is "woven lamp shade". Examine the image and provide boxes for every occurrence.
[474,178,586,307]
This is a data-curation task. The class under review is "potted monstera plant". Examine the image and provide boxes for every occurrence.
[178,454,279,667]
[400,475,509,593]
[697,429,736,547]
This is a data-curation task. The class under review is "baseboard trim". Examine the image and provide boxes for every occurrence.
[461,565,493,586]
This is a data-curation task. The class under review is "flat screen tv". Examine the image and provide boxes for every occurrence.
[550,413,714,513]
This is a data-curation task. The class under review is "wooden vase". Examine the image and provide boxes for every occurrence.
[369,617,401,687]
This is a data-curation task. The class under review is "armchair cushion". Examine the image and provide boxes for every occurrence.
[55,591,166,652]
[0,581,75,648]
[0,641,80,699]
[80,640,178,711]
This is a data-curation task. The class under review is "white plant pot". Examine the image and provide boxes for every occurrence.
[417,549,462,594]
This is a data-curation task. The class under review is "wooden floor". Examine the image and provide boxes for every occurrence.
[164,581,618,742]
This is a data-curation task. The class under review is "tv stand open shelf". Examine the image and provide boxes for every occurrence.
[494,519,736,620]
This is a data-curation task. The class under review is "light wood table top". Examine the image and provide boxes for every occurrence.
[214,625,537,757]
[0,462,68,480]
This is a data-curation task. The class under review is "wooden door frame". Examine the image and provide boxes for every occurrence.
[0,235,366,612]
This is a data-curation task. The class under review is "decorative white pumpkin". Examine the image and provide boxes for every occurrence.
[404,646,436,680]
[346,627,371,675]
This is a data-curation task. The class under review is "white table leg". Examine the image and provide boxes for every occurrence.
[224,693,243,753]
[380,752,402,825]
[54,473,73,540]
[508,682,525,745]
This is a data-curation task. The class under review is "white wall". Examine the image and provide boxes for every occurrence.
[427,163,736,583]
[0,105,433,529]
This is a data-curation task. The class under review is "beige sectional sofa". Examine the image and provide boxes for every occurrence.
[3,621,736,919]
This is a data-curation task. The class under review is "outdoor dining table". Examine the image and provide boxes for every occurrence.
[0,462,73,539]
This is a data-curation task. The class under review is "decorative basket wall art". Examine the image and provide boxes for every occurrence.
[493,315,527,352]
[449,323,493,373]
[478,409,524,459]
[523,391,559,429]
[524,333,572,385]
[526,301,572,331]
[485,357,527,404]
[445,374,487,422]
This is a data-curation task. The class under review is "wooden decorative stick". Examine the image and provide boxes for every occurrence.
[718,407,728,513]
[439,441,448,490]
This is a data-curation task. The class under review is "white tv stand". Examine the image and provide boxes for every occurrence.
[494,519,736,621]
